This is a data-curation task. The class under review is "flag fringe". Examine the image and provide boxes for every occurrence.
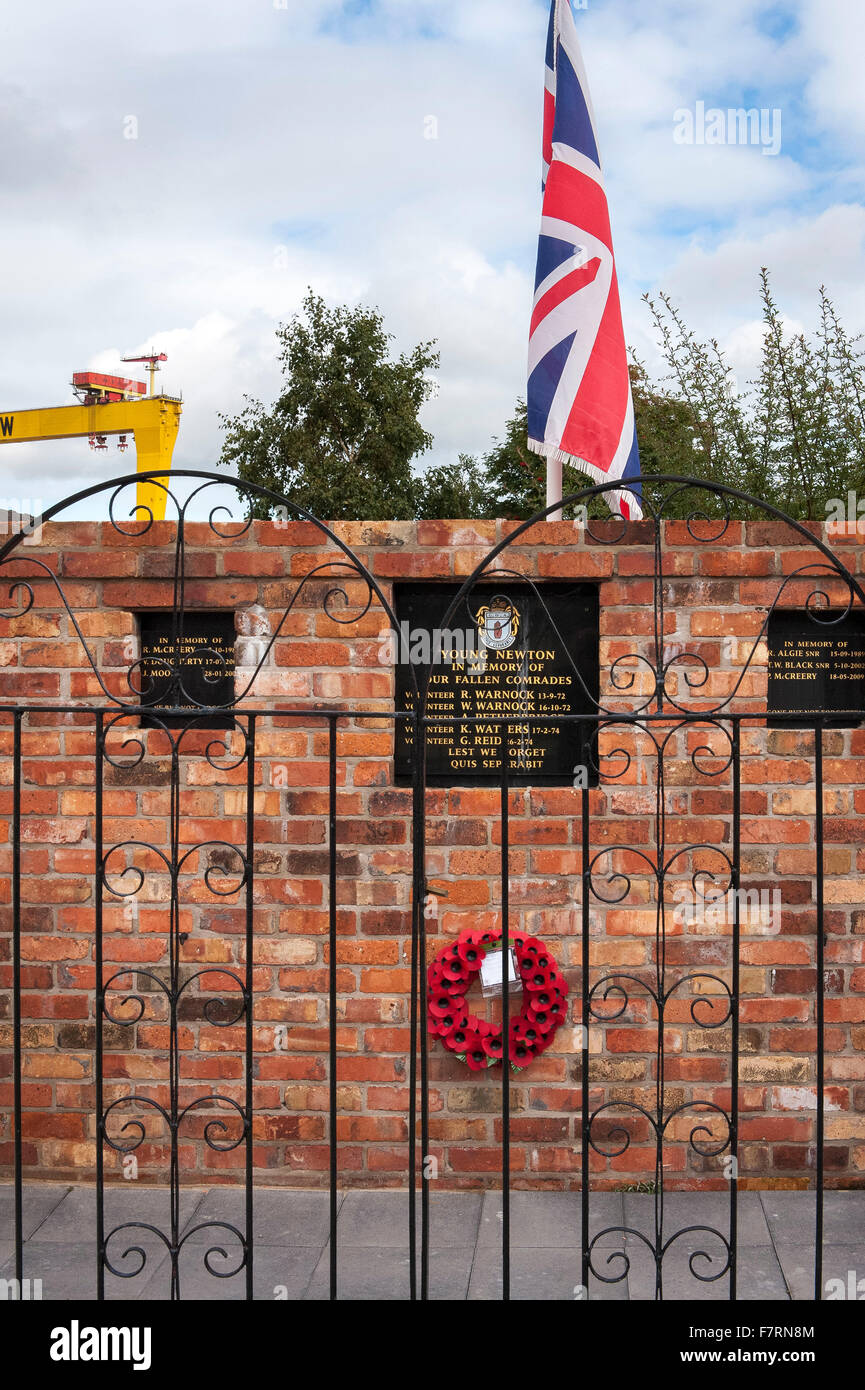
[526,436,643,520]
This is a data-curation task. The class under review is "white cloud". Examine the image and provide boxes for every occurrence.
[661,204,865,328]
[801,0,865,143]
[0,0,864,518]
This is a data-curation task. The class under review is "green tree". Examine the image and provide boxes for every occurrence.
[628,358,702,480]
[219,290,439,520]
[642,270,865,519]
[475,386,696,520]
[481,400,544,518]
[480,399,605,519]
[477,274,865,523]
[414,454,493,519]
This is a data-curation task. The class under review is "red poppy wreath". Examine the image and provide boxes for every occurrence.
[427,926,569,1071]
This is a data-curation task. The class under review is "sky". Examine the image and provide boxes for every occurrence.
[1,0,864,517]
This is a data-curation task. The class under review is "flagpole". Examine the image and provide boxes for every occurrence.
[528,1,642,522]
[546,456,563,521]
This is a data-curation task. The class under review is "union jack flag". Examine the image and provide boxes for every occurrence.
[527,0,642,520]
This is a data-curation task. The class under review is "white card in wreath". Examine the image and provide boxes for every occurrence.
[480,948,521,998]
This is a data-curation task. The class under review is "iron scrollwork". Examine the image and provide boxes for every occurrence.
[0,470,410,1300]
[2,470,862,1299]
[430,475,865,1299]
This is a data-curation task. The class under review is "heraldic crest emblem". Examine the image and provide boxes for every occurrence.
[475,595,521,651]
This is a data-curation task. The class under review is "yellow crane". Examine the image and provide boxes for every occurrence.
[0,355,181,520]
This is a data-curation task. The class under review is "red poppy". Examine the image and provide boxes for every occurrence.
[441,953,470,984]
[530,988,555,1010]
[482,1031,504,1059]
[526,1005,555,1033]
[429,991,457,1018]
[463,927,487,946]
[523,966,555,993]
[444,977,470,1000]
[430,1005,466,1035]
[457,936,485,968]
[444,1021,470,1051]
[509,1037,534,1067]
[462,1030,490,1071]
[511,1017,542,1048]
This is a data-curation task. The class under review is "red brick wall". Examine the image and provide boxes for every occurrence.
[1,515,864,1190]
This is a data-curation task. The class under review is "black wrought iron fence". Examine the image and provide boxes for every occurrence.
[0,472,861,1300]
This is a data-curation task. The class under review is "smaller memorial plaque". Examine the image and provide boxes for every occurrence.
[767,609,865,726]
[138,612,236,728]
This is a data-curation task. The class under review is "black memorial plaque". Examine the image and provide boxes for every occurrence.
[138,611,236,728]
[767,609,865,726]
[394,581,599,785]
